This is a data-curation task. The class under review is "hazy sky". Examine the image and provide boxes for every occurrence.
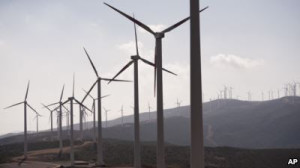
[0,0,299,135]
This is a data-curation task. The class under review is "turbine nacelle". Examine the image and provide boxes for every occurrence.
[131,55,140,60]
[155,33,165,39]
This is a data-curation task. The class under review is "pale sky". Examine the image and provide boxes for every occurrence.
[0,0,299,135]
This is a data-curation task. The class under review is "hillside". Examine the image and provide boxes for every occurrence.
[0,97,299,148]
[1,139,300,168]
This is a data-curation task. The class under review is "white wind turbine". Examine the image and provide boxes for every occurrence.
[4,81,40,160]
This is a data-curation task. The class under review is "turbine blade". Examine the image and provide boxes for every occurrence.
[27,103,39,115]
[81,79,98,103]
[139,57,177,76]
[48,115,51,124]
[92,102,95,113]
[104,3,155,35]
[101,94,110,99]
[62,105,69,112]
[83,47,99,78]
[4,102,24,109]
[74,99,92,113]
[107,60,134,84]
[61,99,70,106]
[162,67,177,76]
[103,78,131,82]
[25,81,30,101]
[60,84,65,102]
[82,88,95,100]
[161,6,209,34]
[41,103,54,113]
[46,102,60,107]
[133,15,139,56]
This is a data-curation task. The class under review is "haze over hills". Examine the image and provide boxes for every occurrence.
[1,96,299,149]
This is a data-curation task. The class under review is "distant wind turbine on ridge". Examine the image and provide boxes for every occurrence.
[147,102,152,122]
[120,105,124,126]
[103,107,110,128]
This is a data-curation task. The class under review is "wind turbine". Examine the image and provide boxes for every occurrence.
[147,102,152,121]
[81,48,130,166]
[56,75,93,167]
[104,4,207,167]
[33,113,42,133]
[4,81,39,159]
[108,20,176,168]
[229,87,233,99]
[65,108,70,135]
[83,89,109,143]
[223,86,227,99]
[120,105,124,126]
[46,85,68,156]
[247,91,252,101]
[283,84,289,96]
[176,99,182,108]
[103,107,110,128]
[78,104,87,141]
[42,103,56,140]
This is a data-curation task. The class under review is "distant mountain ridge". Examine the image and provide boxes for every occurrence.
[1,97,299,149]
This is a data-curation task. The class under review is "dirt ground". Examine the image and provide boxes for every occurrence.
[0,141,133,168]
[0,161,60,168]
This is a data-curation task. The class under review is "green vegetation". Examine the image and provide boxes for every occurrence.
[1,139,299,168]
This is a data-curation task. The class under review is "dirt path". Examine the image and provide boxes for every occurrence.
[12,141,94,161]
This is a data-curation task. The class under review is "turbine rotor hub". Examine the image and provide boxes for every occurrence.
[155,33,165,38]
[131,55,139,60]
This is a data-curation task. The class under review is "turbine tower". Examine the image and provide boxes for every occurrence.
[42,103,56,140]
[120,105,124,126]
[56,76,92,166]
[33,113,42,133]
[83,89,109,143]
[46,85,68,156]
[103,107,110,128]
[108,21,176,168]
[4,81,40,160]
[190,0,206,167]
[147,102,152,121]
[247,91,252,101]
[81,48,130,166]
[104,4,207,168]
[176,99,182,108]
[229,86,233,99]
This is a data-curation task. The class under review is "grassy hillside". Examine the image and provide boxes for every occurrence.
[0,139,299,168]
[1,97,299,149]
